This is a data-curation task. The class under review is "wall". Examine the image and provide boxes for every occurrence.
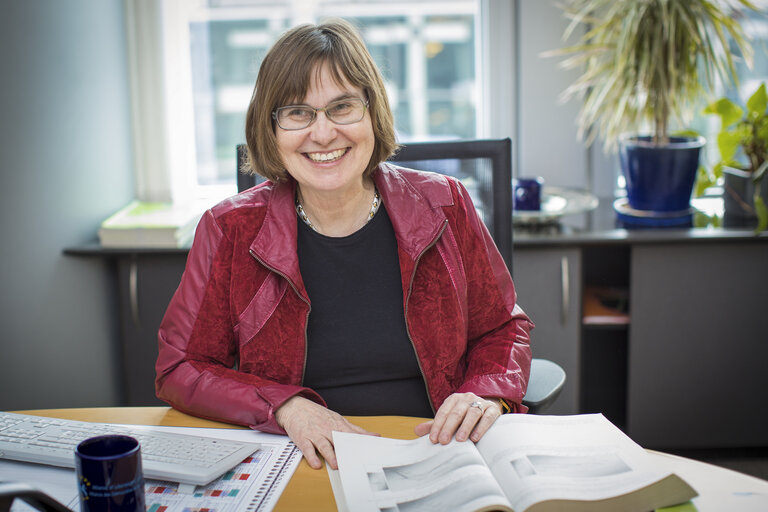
[0,0,134,410]
[516,1,587,191]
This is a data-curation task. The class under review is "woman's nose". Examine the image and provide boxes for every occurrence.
[309,111,337,144]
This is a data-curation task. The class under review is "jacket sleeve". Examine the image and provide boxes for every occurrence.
[155,209,324,433]
[448,179,534,412]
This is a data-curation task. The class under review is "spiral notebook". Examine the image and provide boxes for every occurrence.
[0,425,301,512]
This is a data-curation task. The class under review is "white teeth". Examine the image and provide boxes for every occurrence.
[307,149,346,162]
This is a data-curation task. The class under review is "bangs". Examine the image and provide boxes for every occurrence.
[278,56,364,107]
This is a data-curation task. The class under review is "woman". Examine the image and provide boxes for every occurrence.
[156,19,533,470]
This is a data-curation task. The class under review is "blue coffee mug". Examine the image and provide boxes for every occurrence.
[75,435,145,512]
[514,177,544,211]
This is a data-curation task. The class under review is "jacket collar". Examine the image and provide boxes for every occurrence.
[249,163,452,291]
[248,178,303,291]
[373,163,452,260]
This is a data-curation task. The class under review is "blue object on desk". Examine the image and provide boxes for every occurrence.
[76,435,145,512]
[514,177,544,211]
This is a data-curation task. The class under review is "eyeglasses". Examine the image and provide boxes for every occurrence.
[272,97,369,130]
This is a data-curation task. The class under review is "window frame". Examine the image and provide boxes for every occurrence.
[124,0,512,204]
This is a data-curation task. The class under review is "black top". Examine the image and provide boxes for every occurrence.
[297,203,433,417]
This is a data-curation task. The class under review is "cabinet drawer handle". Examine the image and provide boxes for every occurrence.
[129,255,140,329]
[560,256,569,325]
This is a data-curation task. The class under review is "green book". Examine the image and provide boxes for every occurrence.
[98,200,205,248]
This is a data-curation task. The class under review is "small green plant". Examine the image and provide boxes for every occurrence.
[702,82,768,232]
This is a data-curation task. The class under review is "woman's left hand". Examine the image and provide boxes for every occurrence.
[414,392,503,444]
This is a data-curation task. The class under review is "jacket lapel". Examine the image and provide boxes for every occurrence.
[374,163,451,262]
[249,179,308,301]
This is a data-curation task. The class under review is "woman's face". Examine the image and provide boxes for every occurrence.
[276,63,375,198]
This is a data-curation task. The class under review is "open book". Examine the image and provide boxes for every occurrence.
[328,414,697,512]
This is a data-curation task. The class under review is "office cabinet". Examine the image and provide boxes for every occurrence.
[627,242,768,448]
[514,247,582,414]
[115,253,187,406]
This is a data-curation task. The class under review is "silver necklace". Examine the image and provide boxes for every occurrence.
[296,188,381,232]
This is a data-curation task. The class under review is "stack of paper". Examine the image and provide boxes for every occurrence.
[98,201,205,248]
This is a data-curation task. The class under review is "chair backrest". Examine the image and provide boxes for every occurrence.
[387,138,513,271]
[236,138,513,270]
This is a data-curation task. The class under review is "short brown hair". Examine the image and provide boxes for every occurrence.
[244,19,397,182]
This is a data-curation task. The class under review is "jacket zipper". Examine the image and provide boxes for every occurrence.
[249,249,312,385]
[404,219,448,414]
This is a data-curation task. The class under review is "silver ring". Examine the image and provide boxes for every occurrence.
[470,400,484,413]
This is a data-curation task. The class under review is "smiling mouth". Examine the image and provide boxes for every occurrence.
[305,148,348,163]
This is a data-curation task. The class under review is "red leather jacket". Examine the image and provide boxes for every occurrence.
[156,164,533,434]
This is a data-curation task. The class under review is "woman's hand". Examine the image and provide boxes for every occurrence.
[414,392,503,444]
[275,396,378,470]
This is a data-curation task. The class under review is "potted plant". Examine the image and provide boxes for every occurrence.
[701,82,768,231]
[546,0,757,217]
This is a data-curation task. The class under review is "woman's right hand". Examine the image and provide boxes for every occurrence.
[274,396,378,470]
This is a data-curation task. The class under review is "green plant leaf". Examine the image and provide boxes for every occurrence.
[713,161,724,180]
[754,195,768,233]
[694,165,715,197]
[746,83,768,118]
[703,98,743,128]
[757,116,768,142]
[717,131,742,162]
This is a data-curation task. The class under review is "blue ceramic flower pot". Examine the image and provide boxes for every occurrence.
[618,135,705,212]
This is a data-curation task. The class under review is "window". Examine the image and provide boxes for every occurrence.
[127,0,482,202]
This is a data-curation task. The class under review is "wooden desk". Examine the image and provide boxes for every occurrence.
[16,407,768,512]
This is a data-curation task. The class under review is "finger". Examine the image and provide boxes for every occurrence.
[313,435,338,470]
[455,402,485,442]
[295,438,324,470]
[414,420,434,437]
[470,404,503,443]
[429,395,460,443]
[436,401,473,445]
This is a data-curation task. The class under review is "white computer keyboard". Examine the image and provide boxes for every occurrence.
[0,411,260,486]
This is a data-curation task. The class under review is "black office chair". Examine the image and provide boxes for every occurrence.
[236,138,565,413]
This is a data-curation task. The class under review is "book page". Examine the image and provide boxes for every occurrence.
[331,431,512,512]
[475,414,695,512]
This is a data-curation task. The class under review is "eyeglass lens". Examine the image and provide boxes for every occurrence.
[275,98,367,130]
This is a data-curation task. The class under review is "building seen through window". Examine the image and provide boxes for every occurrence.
[188,0,478,187]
